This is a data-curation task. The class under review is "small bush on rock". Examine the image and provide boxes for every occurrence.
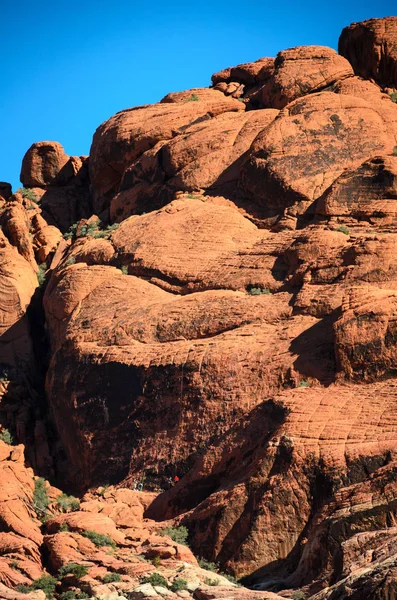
[0,429,13,445]
[390,92,397,103]
[297,380,311,388]
[56,493,80,512]
[170,578,188,592]
[335,224,350,235]
[16,187,38,202]
[142,572,169,588]
[292,592,306,600]
[19,575,57,599]
[10,560,22,572]
[63,223,78,240]
[204,577,219,586]
[151,555,161,567]
[199,558,218,571]
[393,146,397,156]
[37,263,47,286]
[246,285,271,295]
[159,525,189,545]
[59,562,89,579]
[16,584,31,594]
[223,572,240,584]
[60,592,89,600]
[102,572,121,583]
[82,530,116,547]
[33,477,50,518]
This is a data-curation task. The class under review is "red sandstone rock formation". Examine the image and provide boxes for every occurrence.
[339,16,397,88]
[259,46,353,109]
[2,15,397,600]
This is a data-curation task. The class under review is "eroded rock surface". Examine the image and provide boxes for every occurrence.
[2,15,397,600]
[339,16,397,88]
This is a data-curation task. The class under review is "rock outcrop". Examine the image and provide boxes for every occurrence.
[3,14,397,600]
[339,16,397,88]
[259,46,353,109]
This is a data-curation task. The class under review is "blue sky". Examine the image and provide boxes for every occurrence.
[1,0,396,190]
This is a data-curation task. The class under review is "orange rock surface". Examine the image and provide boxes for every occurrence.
[2,15,397,600]
[339,16,397,88]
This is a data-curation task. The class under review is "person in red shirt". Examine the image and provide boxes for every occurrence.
[173,475,179,483]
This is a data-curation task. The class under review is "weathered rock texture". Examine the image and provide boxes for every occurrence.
[259,46,353,109]
[0,440,245,599]
[3,15,397,600]
[339,16,397,88]
[19,143,92,232]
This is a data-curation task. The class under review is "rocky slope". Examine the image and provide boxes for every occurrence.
[1,14,397,600]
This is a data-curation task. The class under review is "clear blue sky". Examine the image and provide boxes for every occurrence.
[1,0,395,190]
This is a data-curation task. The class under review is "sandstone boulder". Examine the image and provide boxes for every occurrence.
[89,98,245,211]
[339,17,397,88]
[45,511,125,544]
[211,57,274,86]
[316,155,397,223]
[240,92,397,223]
[0,232,38,370]
[110,110,278,220]
[20,142,69,188]
[259,46,353,109]
[0,183,12,200]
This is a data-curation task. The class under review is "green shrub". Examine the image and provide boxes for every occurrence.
[33,477,50,518]
[98,484,109,497]
[59,562,88,579]
[10,560,22,572]
[106,223,120,234]
[297,380,311,388]
[56,493,80,513]
[151,555,161,567]
[187,93,199,101]
[393,146,397,156]
[389,92,397,103]
[246,285,271,295]
[120,265,128,275]
[37,263,47,286]
[16,584,31,594]
[292,592,306,600]
[159,525,189,546]
[102,572,121,583]
[30,575,57,599]
[81,530,116,548]
[59,523,70,532]
[204,577,219,586]
[63,223,78,240]
[335,224,350,235]
[170,578,188,592]
[199,558,218,572]
[16,187,38,202]
[77,219,101,238]
[60,592,89,600]
[0,429,13,445]
[222,572,240,584]
[65,257,76,266]
[141,572,168,587]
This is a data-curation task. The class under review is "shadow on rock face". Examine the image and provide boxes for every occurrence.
[290,314,338,385]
